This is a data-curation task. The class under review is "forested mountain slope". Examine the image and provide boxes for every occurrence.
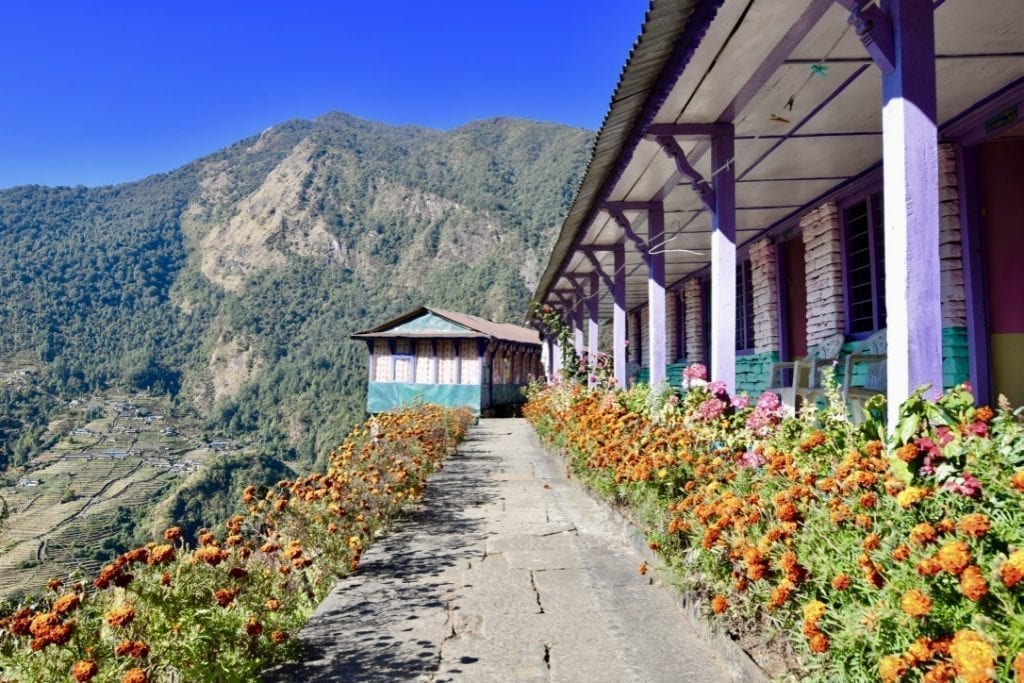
[0,113,593,470]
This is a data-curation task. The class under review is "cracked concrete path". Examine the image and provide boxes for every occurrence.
[263,418,735,682]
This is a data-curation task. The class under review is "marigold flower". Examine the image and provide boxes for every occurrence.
[896,486,929,509]
[115,640,150,658]
[863,534,881,551]
[214,587,239,607]
[53,593,80,616]
[937,540,971,576]
[123,547,149,564]
[906,637,932,665]
[767,580,794,610]
[896,442,918,463]
[122,669,148,683]
[271,630,288,644]
[160,572,172,586]
[106,605,135,628]
[71,660,99,682]
[950,629,995,683]
[800,431,826,452]
[879,654,907,682]
[266,598,280,612]
[917,556,943,577]
[246,619,264,637]
[710,595,728,614]
[959,565,988,602]
[891,545,911,562]
[192,546,227,566]
[148,544,175,565]
[974,406,995,422]
[1001,549,1024,589]
[1011,470,1024,492]
[831,573,851,591]
[29,612,59,637]
[910,523,938,546]
[47,577,63,592]
[802,600,826,626]
[1013,653,1024,681]
[859,492,878,509]
[937,518,957,534]
[163,527,182,541]
[957,514,991,538]
[900,588,932,617]
[808,631,829,653]
[921,662,956,683]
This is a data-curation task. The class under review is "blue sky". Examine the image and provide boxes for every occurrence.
[0,1,649,189]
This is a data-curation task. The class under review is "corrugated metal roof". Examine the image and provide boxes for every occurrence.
[532,0,722,305]
[351,307,541,345]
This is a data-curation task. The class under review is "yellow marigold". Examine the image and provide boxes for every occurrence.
[879,654,908,682]
[937,518,957,534]
[950,629,995,683]
[910,523,938,544]
[802,600,826,626]
[900,588,932,617]
[896,486,929,509]
[958,514,991,538]
[959,565,989,602]
[106,605,135,628]
[937,540,971,576]
[71,660,99,683]
[710,595,728,615]
[906,637,932,665]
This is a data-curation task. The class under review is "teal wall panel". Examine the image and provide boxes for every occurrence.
[367,382,481,414]
[390,312,471,334]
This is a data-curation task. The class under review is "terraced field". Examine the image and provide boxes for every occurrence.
[0,396,228,599]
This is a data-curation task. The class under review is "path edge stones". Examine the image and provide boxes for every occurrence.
[528,428,770,683]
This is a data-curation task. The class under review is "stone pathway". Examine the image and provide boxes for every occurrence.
[264,419,736,682]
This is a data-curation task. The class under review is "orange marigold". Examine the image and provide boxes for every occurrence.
[122,670,148,683]
[115,640,150,658]
[106,605,135,628]
[900,588,932,617]
[266,598,280,612]
[710,595,728,615]
[163,527,182,542]
[950,629,995,683]
[879,654,908,682]
[148,544,175,565]
[863,534,881,551]
[808,631,829,653]
[891,545,911,562]
[271,630,288,644]
[1013,653,1024,680]
[71,660,99,683]
[767,580,794,610]
[937,517,957,534]
[922,662,956,683]
[974,406,995,422]
[958,514,991,538]
[214,587,240,607]
[1011,471,1024,492]
[831,573,851,591]
[245,619,263,637]
[53,593,80,616]
[937,540,971,576]
[906,637,933,665]
[960,565,989,602]
[192,546,227,566]
[1002,549,1024,589]
[896,443,918,463]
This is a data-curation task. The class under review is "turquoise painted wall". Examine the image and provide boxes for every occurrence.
[735,351,779,395]
[367,382,481,414]
[390,312,471,334]
[942,326,969,390]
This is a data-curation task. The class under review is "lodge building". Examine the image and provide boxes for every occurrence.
[534,0,1024,423]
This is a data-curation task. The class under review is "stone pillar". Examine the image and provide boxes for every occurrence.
[800,203,845,346]
[683,279,704,364]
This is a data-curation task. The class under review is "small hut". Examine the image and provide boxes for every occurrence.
[351,307,543,415]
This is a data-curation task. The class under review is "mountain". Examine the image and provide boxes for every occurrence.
[0,113,594,475]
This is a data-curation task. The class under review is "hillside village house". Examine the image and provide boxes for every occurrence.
[535,0,1024,424]
[352,307,543,415]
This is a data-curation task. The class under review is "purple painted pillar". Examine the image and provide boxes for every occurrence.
[881,0,942,426]
[710,128,737,391]
[613,244,628,388]
[587,273,599,386]
[648,204,667,386]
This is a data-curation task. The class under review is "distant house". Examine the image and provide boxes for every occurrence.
[352,307,543,415]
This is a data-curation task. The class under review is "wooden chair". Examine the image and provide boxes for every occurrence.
[842,329,887,423]
[766,332,845,409]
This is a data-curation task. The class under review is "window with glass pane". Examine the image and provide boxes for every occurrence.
[736,259,755,351]
[843,192,886,334]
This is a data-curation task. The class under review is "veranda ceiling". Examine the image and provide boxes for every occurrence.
[537,0,1024,318]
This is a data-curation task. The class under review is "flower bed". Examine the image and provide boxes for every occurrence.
[524,369,1024,682]
[0,404,474,683]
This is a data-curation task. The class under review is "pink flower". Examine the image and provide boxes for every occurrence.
[756,391,781,412]
[698,398,726,420]
[943,472,982,498]
[732,394,750,409]
[738,450,766,469]
[706,381,729,399]
[683,364,707,381]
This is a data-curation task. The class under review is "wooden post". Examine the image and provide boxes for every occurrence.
[881,0,942,425]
